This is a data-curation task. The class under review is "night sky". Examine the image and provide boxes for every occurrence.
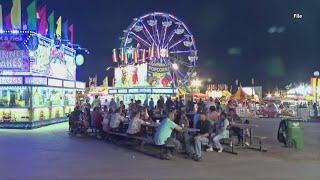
[1,0,320,91]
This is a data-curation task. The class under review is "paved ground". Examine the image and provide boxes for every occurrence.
[0,118,319,180]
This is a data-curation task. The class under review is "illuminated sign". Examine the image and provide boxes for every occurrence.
[114,64,148,88]
[147,63,170,73]
[0,33,29,72]
[139,88,152,93]
[0,76,23,85]
[24,77,47,85]
[128,89,139,93]
[108,89,117,94]
[75,82,86,89]
[48,78,62,87]
[108,88,174,94]
[118,89,128,94]
[63,81,75,88]
[30,35,76,80]
[152,88,175,94]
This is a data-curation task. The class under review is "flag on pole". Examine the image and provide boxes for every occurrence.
[62,20,68,40]
[142,49,146,63]
[134,48,139,64]
[56,16,62,38]
[5,14,12,30]
[48,11,54,39]
[37,6,47,35]
[0,5,3,30]
[124,50,128,64]
[149,44,154,59]
[68,24,74,44]
[27,0,36,31]
[119,48,124,62]
[157,46,160,59]
[112,49,117,63]
[11,0,21,29]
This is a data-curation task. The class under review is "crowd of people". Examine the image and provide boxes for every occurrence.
[69,95,250,161]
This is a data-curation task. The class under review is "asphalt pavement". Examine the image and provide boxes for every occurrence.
[0,118,319,180]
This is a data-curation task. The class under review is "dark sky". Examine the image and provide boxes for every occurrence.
[2,0,320,91]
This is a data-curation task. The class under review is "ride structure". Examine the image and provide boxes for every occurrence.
[108,12,198,104]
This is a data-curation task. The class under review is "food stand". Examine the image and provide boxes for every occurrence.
[0,31,85,129]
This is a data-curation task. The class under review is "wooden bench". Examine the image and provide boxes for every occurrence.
[107,131,175,159]
[220,138,237,155]
[251,136,267,152]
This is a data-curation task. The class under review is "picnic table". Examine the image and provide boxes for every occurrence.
[186,128,200,133]
[230,123,258,147]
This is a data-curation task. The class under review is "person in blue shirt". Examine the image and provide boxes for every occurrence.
[148,98,154,110]
[153,110,183,160]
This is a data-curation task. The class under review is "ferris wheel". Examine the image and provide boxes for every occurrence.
[120,12,198,88]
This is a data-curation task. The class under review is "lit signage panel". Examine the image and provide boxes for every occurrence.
[0,76,23,85]
[24,77,47,85]
[48,78,62,87]
[63,80,75,88]
[75,82,86,89]
[0,33,29,72]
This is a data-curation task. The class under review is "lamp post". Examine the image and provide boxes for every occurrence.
[314,71,319,106]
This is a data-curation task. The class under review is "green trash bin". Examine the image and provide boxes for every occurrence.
[286,119,304,149]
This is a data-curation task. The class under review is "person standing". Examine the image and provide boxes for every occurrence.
[149,98,155,110]
[109,98,117,111]
[92,95,101,110]
[313,102,318,117]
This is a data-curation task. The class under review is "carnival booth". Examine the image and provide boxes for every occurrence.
[206,84,231,103]
[108,12,198,105]
[0,31,85,129]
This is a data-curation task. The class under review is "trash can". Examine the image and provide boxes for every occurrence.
[286,118,304,149]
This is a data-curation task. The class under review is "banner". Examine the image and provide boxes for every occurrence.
[48,11,54,39]
[56,16,62,38]
[27,0,37,31]
[147,63,172,87]
[11,0,21,29]
[0,33,29,72]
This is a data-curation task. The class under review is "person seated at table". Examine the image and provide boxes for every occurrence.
[228,109,249,146]
[176,112,194,157]
[188,112,212,161]
[208,112,230,152]
[126,110,145,135]
[109,108,127,130]
[192,109,201,128]
[140,107,150,122]
[207,106,220,126]
[153,110,183,160]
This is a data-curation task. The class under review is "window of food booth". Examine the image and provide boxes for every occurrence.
[0,86,30,108]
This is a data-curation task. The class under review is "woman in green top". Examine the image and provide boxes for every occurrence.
[212,112,229,152]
